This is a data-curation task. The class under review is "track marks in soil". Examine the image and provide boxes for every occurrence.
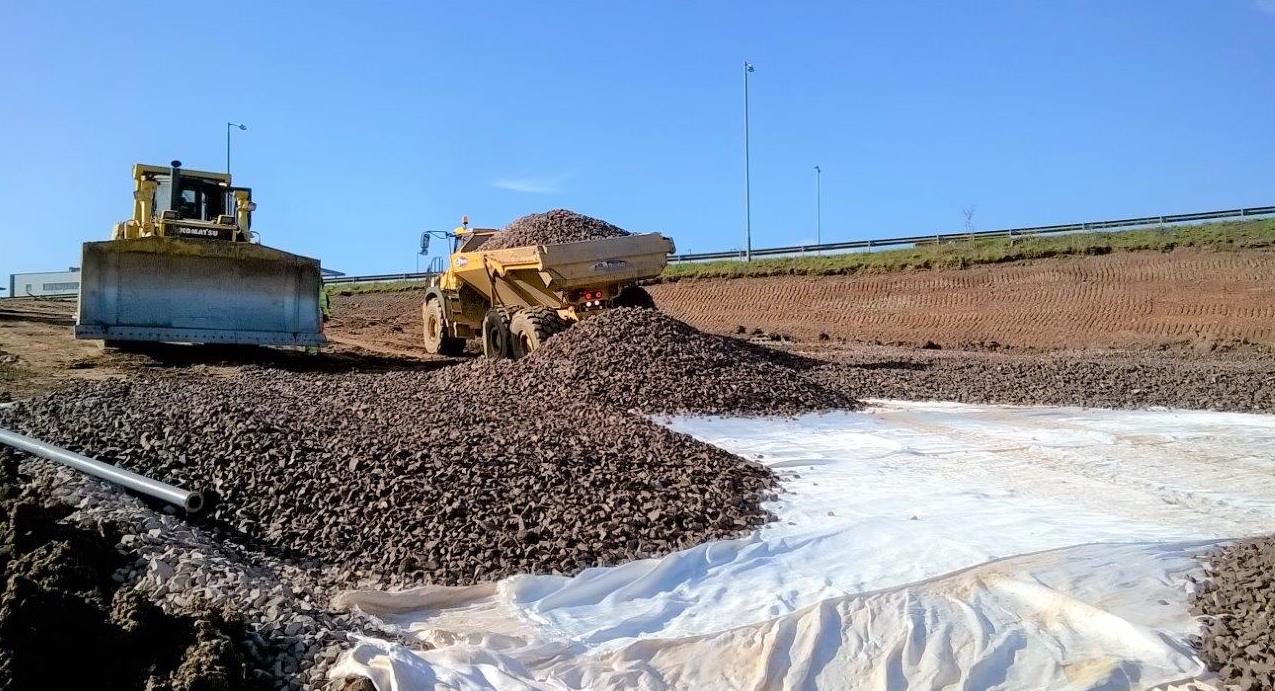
[650,249,1275,350]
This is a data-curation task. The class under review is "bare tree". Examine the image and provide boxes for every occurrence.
[962,206,976,233]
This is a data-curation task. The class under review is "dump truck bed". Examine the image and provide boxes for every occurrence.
[448,233,674,306]
[75,237,325,346]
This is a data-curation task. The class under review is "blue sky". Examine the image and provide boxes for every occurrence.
[2,1,1273,282]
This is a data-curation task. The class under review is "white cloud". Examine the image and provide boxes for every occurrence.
[1256,0,1275,14]
[490,175,565,194]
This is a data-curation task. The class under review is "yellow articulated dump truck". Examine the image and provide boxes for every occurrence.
[75,161,325,347]
[422,219,674,358]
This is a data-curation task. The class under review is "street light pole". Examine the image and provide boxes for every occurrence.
[744,62,755,262]
[814,165,822,255]
[226,122,247,176]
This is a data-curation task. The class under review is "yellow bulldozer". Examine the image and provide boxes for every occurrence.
[74,161,325,347]
[422,219,674,358]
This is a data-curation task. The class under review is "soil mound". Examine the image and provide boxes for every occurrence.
[482,209,631,250]
[0,464,264,691]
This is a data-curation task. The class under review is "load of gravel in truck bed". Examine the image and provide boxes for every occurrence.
[1191,536,1275,690]
[481,209,632,250]
[443,308,859,416]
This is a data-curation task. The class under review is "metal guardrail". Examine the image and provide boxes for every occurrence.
[323,204,1275,283]
[668,205,1275,262]
[324,255,446,285]
[324,271,438,285]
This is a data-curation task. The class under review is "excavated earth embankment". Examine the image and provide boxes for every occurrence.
[649,248,1275,352]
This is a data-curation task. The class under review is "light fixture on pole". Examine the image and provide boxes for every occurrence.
[226,122,247,176]
[814,165,822,255]
[418,230,431,273]
[743,61,755,262]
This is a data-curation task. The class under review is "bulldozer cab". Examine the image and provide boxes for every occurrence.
[154,172,227,221]
[116,162,253,243]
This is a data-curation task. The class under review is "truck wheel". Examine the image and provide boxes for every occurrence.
[613,285,656,309]
[482,307,517,359]
[510,307,568,358]
[423,298,465,356]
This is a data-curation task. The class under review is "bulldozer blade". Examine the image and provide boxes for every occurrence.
[74,237,325,346]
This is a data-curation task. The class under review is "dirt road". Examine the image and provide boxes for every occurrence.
[0,298,115,398]
[324,289,447,357]
[649,248,1275,351]
[0,297,440,402]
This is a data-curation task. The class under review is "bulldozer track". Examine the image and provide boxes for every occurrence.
[648,249,1275,350]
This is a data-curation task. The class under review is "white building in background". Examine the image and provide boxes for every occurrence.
[8,269,81,297]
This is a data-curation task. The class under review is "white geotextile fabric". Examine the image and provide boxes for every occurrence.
[330,402,1275,690]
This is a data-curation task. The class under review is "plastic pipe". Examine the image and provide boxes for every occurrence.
[0,427,206,514]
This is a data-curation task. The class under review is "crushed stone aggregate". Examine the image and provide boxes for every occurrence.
[480,209,632,250]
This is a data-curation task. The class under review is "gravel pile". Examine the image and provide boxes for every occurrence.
[450,308,858,416]
[0,366,777,589]
[1192,537,1275,690]
[481,209,631,250]
[809,348,1275,413]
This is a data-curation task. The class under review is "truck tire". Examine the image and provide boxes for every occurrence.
[613,285,656,309]
[422,298,465,356]
[510,307,569,358]
[482,306,518,359]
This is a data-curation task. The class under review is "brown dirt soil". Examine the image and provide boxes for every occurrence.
[325,290,440,358]
[649,248,1275,352]
[0,299,121,399]
[0,296,443,402]
[0,453,267,691]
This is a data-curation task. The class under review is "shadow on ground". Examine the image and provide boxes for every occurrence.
[103,342,460,374]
